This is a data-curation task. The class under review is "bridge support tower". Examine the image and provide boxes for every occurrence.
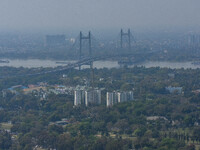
[79,31,92,70]
[120,29,131,50]
[79,31,94,88]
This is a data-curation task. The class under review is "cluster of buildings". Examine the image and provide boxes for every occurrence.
[3,83,134,108]
[2,83,48,100]
[44,34,76,48]
[48,85,74,95]
[74,87,101,106]
[106,91,134,107]
[2,83,75,100]
[2,85,27,96]
[165,86,183,94]
[74,89,134,107]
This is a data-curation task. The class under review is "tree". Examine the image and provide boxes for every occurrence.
[0,131,12,149]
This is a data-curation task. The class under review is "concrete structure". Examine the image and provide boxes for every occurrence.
[79,31,93,70]
[127,91,134,101]
[85,90,92,106]
[120,29,132,50]
[117,92,127,103]
[107,91,134,107]
[118,91,134,103]
[74,90,85,106]
[106,92,118,107]
[94,89,101,105]
[85,89,101,106]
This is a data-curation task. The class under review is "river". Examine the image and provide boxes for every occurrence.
[0,59,199,69]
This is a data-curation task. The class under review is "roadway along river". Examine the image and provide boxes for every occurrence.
[0,59,200,69]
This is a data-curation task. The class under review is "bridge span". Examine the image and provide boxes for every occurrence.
[0,51,157,79]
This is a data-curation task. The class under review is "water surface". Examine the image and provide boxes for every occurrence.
[0,59,199,69]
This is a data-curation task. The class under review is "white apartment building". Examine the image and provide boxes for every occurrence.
[106,92,118,107]
[74,90,85,106]
[85,89,101,106]
[106,91,134,107]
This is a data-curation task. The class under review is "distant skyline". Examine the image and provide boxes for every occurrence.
[0,0,199,33]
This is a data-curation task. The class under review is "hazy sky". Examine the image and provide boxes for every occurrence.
[0,0,199,32]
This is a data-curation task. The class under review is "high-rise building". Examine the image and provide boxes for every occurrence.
[94,90,101,105]
[106,92,118,107]
[85,90,92,106]
[75,89,134,107]
[117,92,127,103]
[74,90,85,106]
[127,91,134,101]
[118,91,134,103]
[106,92,113,107]
[85,89,101,106]
[107,91,134,107]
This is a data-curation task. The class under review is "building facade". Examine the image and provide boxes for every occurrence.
[106,92,118,107]
[118,91,134,103]
[74,90,85,106]
[85,90,101,106]
[106,91,134,107]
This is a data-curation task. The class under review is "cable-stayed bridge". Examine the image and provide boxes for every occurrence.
[0,29,156,79]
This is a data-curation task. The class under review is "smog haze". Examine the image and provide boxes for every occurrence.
[0,0,199,32]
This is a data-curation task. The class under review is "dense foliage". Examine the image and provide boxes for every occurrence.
[0,66,200,149]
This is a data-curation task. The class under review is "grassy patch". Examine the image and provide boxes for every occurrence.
[0,123,13,130]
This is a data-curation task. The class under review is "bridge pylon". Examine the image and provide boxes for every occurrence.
[120,29,131,50]
[79,31,94,89]
[79,31,92,70]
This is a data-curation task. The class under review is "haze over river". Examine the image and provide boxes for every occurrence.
[0,59,200,69]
